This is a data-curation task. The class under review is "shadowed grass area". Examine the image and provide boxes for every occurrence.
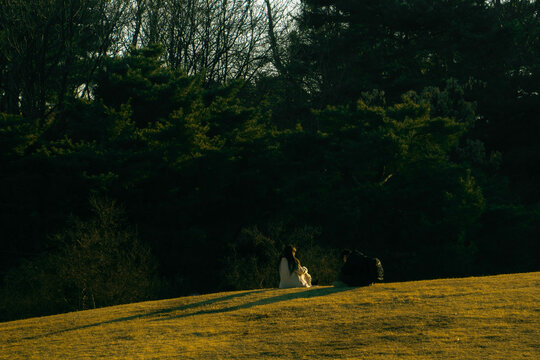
[1,272,539,359]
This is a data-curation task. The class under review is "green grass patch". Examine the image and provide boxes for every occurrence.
[1,272,539,359]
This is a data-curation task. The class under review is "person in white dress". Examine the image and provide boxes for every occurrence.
[279,245,312,289]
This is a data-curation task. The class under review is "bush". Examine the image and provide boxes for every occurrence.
[221,226,280,290]
[55,197,161,310]
[0,255,66,321]
[0,198,162,321]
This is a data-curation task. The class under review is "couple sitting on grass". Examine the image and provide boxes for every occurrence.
[278,244,384,289]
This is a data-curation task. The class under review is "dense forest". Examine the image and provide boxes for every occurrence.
[1,0,538,321]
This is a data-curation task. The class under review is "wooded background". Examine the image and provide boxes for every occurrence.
[1,0,538,321]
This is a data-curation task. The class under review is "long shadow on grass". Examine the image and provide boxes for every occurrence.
[156,286,355,321]
[21,289,270,341]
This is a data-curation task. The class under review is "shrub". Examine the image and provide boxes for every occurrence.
[0,198,161,321]
[55,197,160,310]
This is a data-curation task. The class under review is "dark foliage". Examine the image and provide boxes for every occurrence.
[0,0,538,321]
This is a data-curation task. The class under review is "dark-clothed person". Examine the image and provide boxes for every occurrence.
[339,249,384,287]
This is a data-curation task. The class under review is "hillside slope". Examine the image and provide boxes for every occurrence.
[1,272,539,359]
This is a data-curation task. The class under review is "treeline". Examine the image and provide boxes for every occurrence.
[1,0,538,321]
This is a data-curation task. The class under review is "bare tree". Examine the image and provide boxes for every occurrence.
[0,0,298,118]
[125,0,295,84]
[0,0,131,118]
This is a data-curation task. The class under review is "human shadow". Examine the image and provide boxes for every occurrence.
[21,289,269,341]
[156,286,355,321]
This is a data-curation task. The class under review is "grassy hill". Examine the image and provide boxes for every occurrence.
[1,272,538,359]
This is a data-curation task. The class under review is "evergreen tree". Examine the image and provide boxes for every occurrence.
[290,0,503,105]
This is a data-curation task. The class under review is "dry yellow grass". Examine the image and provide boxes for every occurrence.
[1,272,539,359]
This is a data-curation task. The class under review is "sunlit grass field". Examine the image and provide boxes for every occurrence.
[1,272,538,359]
